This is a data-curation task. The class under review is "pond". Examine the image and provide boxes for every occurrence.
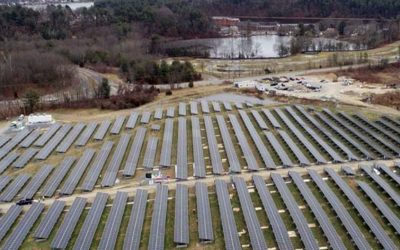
[165,35,366,59]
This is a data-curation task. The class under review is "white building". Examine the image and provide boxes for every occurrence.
[234,80,258,88]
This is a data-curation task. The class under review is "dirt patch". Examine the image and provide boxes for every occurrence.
[368,91,400,110]
[337,62,400,84]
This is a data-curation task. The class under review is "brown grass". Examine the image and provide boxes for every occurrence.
[338,62,400,84]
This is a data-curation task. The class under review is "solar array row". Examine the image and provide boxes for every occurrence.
[148,185,168,250]
[190,101,198,115]
[73,192,108,250]
[0,152,19,174]
[56,123,85,152]
[376,163,400,185]
[12,148,38,168]
[19,129,40,148]
[325,168,396,250]
[191,116,206,177]
[308,169,370,249]
[383,116,400,127]
[20,164,53,199]
[123,189,148,250]
[203,116,224,174]
[237,111,275,169]
[0,205,22,242]
[36,124,73,160]
[110,116,126,135]
[212,101,221,112]
[174,184,189,245]
[195,182,214,242]
[0,175,12,193]
[277,130,310,166]
[166,106,175,118]
[99,191,128,250]
[142,137,158,169]
[215,179,241,250]
[235,102,243,109]
[0,135,11,148]
[34,124,61,147]
[101,134,130,187]
[123,127,146,176]
[93,120,112,140]
[59,149,95,195]
[51,197,87,249]
[289,171,345,250]
[34,200,65,240]
[0,174,30,202]
[41,156,76,197]
[0,129,31,159]
[216,115,241,173]
[223,101,232,111]
[355,114,400,144]
[252,175,293,250]
[376,118,400,136]
[201,100,210,113]
[159,119,173,167]
[176,117,188,179]
[264,131,293,167]
[126,112,139,129]
[2,202,44,250]
[75,122,97,146]
[262,109,281,129]
[250,110,268,130]
[179,102,186,116]
[154,108,163,120]
[141,112,151,124]
[233,176,267,250]
[81,141,114,191]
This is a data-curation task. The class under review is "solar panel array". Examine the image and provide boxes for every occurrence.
[0,174,30,202]
[123,127,146,176]
[126,112,139,128]
[123,189,148,250]
[19,129,40,148]
[0,175,12,193]
[154,108,163,120]
[176,117,188,179]
[201,100,210,113]
[34,200,65,240]
[101,134,130,187]
[142,137,158,169]
[110,116,126,135]
[93,120,112,140]
[148,185,168,250]
[376,163,400,185]
[0,129,31,159]
[216,115,241,173]
[0,152,19,174]
[75,122,97,146]
[159,119,173,167]
[81,141,114,191]
[34,123,61,147]
[174,184,189,245]
[191,116,206,177]
[235,102,243,109]
[223,101,232,111]
[179,102,186,116]
[277,130,310,166]
[12,148,38,169]
[355,114,400,144]
[0,135,11,148]
[20,164,53,199]
[250,110,268,130]
[41,156,75,197]
[141,112,151,124]
[262,109,281,129]
[166,106,175,118]
[264,131,293,167]
[203,116,224,175]
[0,205,22,242]
[190,101,198,115]
[212,101,221,112]
[56,123,85,152]
[195,182,214,242]
[36,124,73,160]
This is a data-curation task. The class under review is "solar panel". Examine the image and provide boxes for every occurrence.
[34,200,65,240]
[252,175,293,250]
[166,106,175,118]
[123,189,148,250]
[357,181,400,234]
[19,129,40,148]
[81,141,114,191]
[325,168,396,249]
[142,137,158,169]
[246,102,254,108]
[201,100,210,113]
[262,109,281,129]
[360,165,400,207]
[215,179,241,250]
[264,131,293,167]
[56,123,85,153]
[0,174,30,202]
[277,130,310,166]
[223,101,232,111]
[0,205,22,242]
[20,164,53,199]
[123,127,146,176]
[191,116,206,177]
[212,101,221,112]
[12,148,38,168]
[376,118,400,136]
[110,116,126,134]
[295,106,358,161]
[271,173,318,250]
[232,176,267,250]
[0,135,11,148]
[51,197,87,249]
[73,192,108,250]
[159,119,174,167]
[285,107,343,163]
[148,185,168,250]
[174,184,189,245]
[0,129,31,160]
[235,102,243,109]
[41,156,76,197]
[203,116,224,175]
[34,123,61,147]
[35,124,73,160]
[195,182,214,242]
[354,114,400,144]
[140,112,151,124]
[383,116,400,127]
[179,102,187,116]
[93,120,112,140]
[250,110,269,130]
[0,152,19,174]
[289,171,345,250]
[75,122,97,146]
[101,134,130,187]
[0,175,12,193]
[216,115,241,173]
[237,111,276,169]
[154,108,163,120]
[190,101,198,115]
[59,149,95,195]
[228,113,260,171]
[308,169,370,249]
[98,191,128,250]
[126,112,139,129]
[2,202,44,250]
[176,117,188,179]
[376,163,400,185]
